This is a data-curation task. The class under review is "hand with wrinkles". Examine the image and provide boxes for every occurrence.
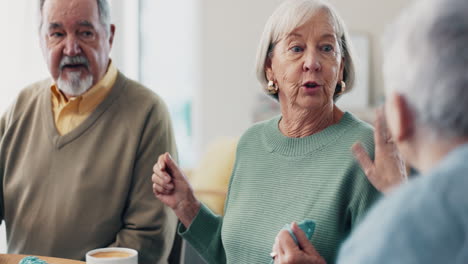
[272,222,326,264]
[152,153,201,228]
[352,107,408,194]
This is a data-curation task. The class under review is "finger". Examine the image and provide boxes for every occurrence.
[153,161,163,174]
[152,172,174,191]
[153,183,170,194]
[291,222,316,255]
[153,182,169,194]
[164,182,174,190]
[152,170,172,185]
[352,142,375,177]
[159,153,167,171]
[271,238,280,261]
[153,154,166,173]
[271,235,277,252]
[151,171,162,183]
[374,107,387,146]
[277,229,297,255]
[275,234,286,256]
[164,153,184,180]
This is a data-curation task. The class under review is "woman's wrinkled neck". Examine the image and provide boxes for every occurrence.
[279,104,344,138]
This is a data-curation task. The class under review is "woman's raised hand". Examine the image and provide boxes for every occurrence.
[352,107,408,194]
[152,152,201,227]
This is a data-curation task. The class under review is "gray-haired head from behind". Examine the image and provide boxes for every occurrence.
[38,0,112,34]
[255,0,356,101]
[383,0,468,138]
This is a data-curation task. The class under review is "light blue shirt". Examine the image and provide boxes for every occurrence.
[337,143,468,264]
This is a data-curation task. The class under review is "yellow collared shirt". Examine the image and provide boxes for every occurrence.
[51,62,118,135]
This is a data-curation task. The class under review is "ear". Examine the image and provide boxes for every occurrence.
[338,56,345,82]
[385,92,414,142]
[264,55,275,82]
[108,24,116,48]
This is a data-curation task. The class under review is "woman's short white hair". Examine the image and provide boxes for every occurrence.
[255,0,356,101]
[383,0,468,138]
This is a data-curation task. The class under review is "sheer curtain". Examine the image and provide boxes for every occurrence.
[139,0,199,168]
[0,1,49,115]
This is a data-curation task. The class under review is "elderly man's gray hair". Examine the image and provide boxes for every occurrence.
[383,0,468,138]
[38,0,111,34]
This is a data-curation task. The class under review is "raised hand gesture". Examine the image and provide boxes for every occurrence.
[152,152,201,227]
[352,107,407,193]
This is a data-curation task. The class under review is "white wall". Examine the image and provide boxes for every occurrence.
[0,1,49,115]
[194,0,281,151]
[139,0,199,167]
[327,0,409,103]
[109,0,140,81]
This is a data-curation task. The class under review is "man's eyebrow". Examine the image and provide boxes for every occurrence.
[48,22,63,30]
[77,20,95,29]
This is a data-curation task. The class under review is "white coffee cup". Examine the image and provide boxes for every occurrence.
[86,247,138,264]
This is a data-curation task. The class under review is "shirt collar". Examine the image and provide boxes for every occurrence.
[50,60,118,114]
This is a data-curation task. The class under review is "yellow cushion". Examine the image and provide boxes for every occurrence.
[189,137,238,215]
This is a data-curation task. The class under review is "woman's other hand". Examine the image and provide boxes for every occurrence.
[352,107,408,193]
[152,152,201,227]
[272,222,326,264]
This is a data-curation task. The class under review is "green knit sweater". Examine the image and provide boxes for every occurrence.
[180,112,381,264]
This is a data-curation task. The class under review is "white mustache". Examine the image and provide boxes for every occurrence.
[59,56,90,70]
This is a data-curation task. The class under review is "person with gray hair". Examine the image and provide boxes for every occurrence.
[151,0,381,263]
[274,0,468,262]
[0,0,179,262]
[336,0,468,262]
[39,0,112,34]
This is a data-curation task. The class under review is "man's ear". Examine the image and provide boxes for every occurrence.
[386,92,414,142]
[109,24,116,47]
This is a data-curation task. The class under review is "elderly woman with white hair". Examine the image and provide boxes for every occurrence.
[152,0,380,263]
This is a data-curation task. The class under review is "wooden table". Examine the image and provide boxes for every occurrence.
[0,254,85,264]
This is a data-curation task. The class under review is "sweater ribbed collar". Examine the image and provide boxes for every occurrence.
[42,71,127,149]
[262,112,358,156]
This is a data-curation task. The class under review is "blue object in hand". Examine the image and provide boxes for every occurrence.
[18,256,49,264]
[283,219,316,244]
[269,219,316,264]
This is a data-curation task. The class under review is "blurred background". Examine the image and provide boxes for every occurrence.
[0,0,409,258]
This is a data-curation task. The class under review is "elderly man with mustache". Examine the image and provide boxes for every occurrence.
[0,0,178,263]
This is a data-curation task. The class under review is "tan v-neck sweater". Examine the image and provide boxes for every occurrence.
[50,62,118,136]
[0,72,178,264]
